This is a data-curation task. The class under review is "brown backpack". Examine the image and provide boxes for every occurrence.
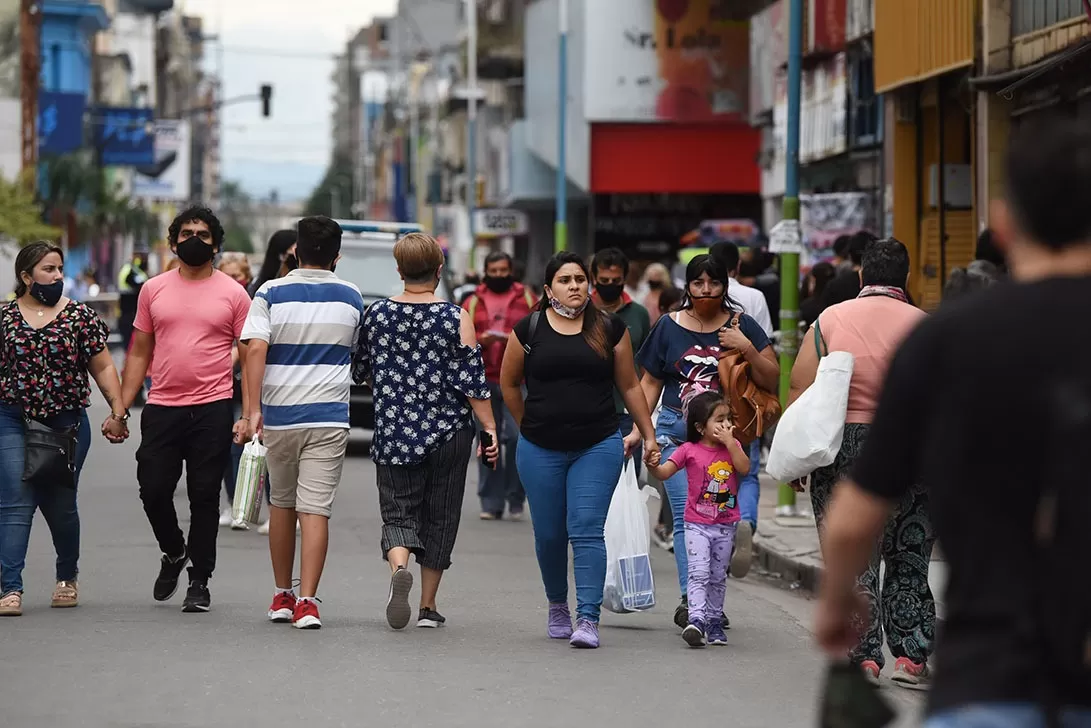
[717,314,781,446]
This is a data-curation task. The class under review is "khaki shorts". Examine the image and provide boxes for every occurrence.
[263,427,349,518]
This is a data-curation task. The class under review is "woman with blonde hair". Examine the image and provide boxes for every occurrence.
[642,263,673,324]
[353,232,498,630]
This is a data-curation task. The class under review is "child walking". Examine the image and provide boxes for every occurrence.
[647,392,750,647]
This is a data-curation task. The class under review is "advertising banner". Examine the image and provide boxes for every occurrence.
[94,106,155,166]
[749,0,785,120]
[584,0,750,123]
[38,92,86,156]
[133,119,191,202]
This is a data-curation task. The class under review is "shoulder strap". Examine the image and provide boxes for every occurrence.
[466,294,479,319]
[523,311,541,355]
[814,317,828,358]
[523,289,535,308]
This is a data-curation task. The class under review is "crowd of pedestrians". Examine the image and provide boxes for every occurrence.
[1,113,1088,726]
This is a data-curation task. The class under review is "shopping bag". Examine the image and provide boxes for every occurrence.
[765,351,855,482]
[603,461,657,614]
[232,435,267,525]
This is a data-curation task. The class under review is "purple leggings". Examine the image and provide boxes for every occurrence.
[684,521,737,623]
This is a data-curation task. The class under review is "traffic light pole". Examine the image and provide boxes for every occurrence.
[776,0,804,518]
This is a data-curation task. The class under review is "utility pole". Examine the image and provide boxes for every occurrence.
[465,0,478,251]
[19,0,43,186]
[772,0,806,519]
[555,0,568,252]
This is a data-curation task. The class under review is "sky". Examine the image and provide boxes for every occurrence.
[180,0,397,202]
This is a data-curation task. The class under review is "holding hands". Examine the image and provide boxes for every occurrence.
[101,412,129,443]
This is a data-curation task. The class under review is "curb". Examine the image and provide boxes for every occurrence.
[752,540,823,595]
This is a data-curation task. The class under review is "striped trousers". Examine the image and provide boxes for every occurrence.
[376,427,474,571]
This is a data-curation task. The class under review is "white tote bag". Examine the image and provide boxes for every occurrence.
[765,345,855,482]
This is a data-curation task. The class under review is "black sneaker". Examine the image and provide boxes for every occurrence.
[386,566,413,630]
[673,596,689,630]
[181,580,211,613]
[153,550,189,601]
[417,607,446,628]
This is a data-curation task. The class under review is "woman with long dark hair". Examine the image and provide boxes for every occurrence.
[0,242,128,616]
[249,229,297,296]
[499,252,658,649]
[635,254,778,630]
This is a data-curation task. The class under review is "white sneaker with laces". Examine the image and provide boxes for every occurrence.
[230,519,249,531]
[257,520,270,535]
[219,508,233,527]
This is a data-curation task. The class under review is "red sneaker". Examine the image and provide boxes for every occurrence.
[292,598,322,630]
[268,591,297,623]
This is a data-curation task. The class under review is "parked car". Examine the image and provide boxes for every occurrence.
[332,221,450,430]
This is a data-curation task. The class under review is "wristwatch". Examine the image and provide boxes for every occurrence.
[109,409,131,423]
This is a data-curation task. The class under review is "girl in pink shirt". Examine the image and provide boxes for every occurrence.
[648,391,750,648]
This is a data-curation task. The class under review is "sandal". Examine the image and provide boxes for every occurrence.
[0,591,22,616]
[51,581,78,609]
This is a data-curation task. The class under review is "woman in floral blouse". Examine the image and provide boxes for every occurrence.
[353,233,498,631]
[0,241,128,616]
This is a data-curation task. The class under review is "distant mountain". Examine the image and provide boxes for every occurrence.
[225,159,326,203]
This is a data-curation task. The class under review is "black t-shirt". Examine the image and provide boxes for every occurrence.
[513,310,628,451]
[851,277,1091,716]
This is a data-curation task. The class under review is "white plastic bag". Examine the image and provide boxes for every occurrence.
[765,351,855,482]
[603,461,657,614]
[232,435,268,525]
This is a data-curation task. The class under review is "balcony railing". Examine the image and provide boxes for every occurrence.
[1013,0,1086,37]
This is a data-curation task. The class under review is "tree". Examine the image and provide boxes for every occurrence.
[0,172,62,245]
[304,153,356,218]
[219,180,255,254]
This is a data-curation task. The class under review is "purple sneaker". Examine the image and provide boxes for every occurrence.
[548,602,573,639]
[569,619,600,649]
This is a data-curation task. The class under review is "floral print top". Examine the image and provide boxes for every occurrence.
[353,299,490,466]
[0,299,110,420]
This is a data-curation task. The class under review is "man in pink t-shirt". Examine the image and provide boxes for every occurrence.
[120,206,252,614]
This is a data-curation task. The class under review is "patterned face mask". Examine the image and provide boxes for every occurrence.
[548,295,589,319]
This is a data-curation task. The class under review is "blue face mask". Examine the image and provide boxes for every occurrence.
[30,280,64,307]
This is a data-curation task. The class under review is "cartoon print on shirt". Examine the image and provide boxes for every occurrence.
[674,344,723,414]
[701,460,737,515]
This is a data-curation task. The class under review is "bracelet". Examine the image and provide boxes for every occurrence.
[109,411,130,422]
[239,417,251,422]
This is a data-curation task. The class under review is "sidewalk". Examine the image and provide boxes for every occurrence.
[752,474,948,614]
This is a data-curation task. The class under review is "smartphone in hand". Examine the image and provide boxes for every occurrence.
[479,430,496,469]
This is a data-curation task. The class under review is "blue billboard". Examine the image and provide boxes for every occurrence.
[94,107,156,166]
[38,91,86,155]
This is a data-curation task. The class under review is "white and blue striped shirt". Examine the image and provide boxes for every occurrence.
[241,269,365,430]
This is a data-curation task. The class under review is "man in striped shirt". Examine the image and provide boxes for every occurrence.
[242,216,365,630]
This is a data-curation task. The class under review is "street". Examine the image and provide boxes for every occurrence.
[1,399,928,727]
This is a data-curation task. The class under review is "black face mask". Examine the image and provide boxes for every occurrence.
[484,275,514,293]
[595,282,624,303]
[284,254,298,272]
[30,280,64,307]
[176,237,216,267]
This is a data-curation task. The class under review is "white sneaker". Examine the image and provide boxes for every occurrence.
[230,519,249,531]
[219,508,233,527]
[257,520,270,535]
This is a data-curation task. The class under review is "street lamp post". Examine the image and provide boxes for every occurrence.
[555,0,568,252]
[775,0,805,518]
[465,0,478,248]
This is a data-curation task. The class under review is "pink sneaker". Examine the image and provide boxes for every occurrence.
[891,657,931,690]
[859,659,881,685]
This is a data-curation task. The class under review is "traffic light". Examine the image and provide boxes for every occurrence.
[260,84,272,118]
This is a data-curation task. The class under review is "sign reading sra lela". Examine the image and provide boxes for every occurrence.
[473,209,529,238]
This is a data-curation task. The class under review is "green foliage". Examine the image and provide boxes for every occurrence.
[219,180,255,253]
[0,172,62,245]
[304,153,356,218]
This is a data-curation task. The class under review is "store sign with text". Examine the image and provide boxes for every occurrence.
[585,0,750,123]
[473,208,528,239]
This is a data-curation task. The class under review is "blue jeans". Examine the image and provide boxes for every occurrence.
[0,404,91,594]
[738,438,760,530]
[516,431,624,622]
[477,383,525,515]
[925,705,1091,728]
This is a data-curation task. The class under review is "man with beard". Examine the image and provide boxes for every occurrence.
[120,206,253,613]
[463,251,536,520]
[593,248,652,468]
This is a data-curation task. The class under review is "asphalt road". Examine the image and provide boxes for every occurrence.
[1,399,927,728]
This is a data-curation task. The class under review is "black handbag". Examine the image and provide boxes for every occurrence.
[23,417,79,490]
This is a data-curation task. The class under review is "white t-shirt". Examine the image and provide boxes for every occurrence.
[729,279,773,336]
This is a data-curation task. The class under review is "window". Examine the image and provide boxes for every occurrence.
[849,51,882,149]
[1013,0,1086,37]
